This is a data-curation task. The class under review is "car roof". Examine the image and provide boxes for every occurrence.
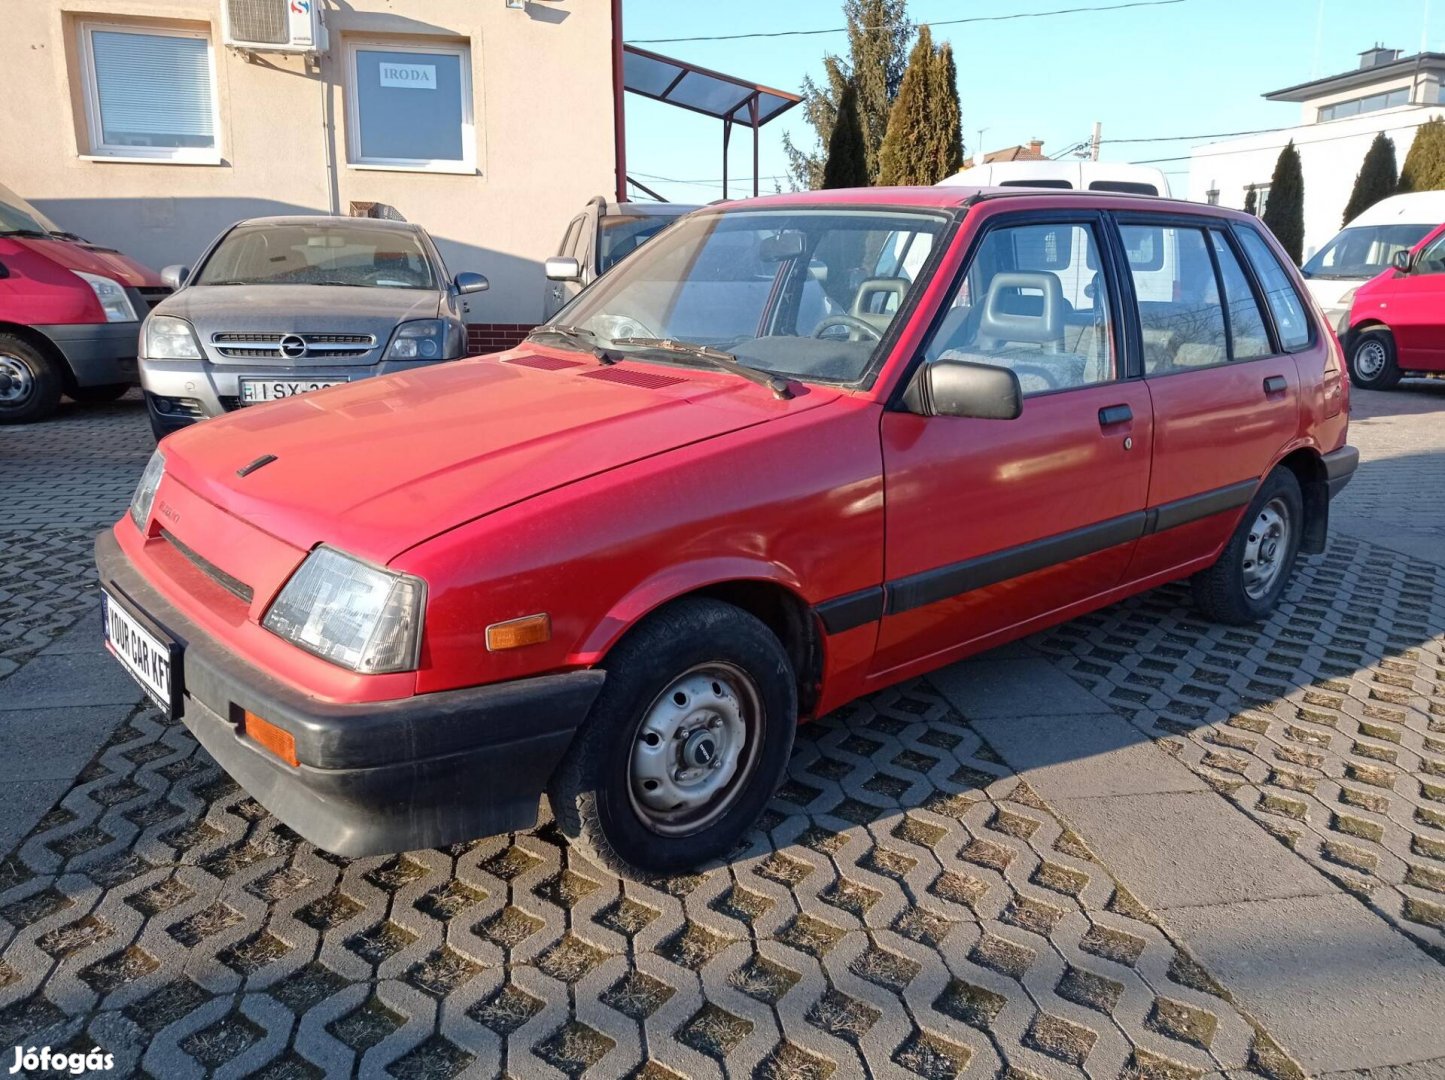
[233,215,422,232]
[604,201,702,217]
[700,185,1251,222]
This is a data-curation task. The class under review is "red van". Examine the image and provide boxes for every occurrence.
[97,188,1355,877]
[0,182,169,422]
[1343,220,1445,389]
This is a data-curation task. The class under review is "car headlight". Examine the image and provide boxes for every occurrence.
[263,546,425,674]
[386,319,449,361]
[1337,287,1358,309]
[74,271,138,323]
[130,449,165,531]
[144,315,204,360]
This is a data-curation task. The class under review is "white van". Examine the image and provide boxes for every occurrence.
[1301,191,1445,331]
[937,160,1172,197]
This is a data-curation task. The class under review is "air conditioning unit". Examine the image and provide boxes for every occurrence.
[223,0,327,54]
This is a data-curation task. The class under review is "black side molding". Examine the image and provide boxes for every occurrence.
[1146,479,1256,535]
[815,587,885,635]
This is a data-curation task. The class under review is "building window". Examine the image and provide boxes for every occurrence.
[1246,183,1271,217]
[1318,87,1409,122]
[78,22,219,161]
[346,41,474,172]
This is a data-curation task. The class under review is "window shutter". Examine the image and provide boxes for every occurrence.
[91,30,214,147]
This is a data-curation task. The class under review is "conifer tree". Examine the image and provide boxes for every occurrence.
[928,42,964,181]
[1243,184,1258,215]
[1262,141,1305,264]
[822,82,869,189]
[1342,133,1397,224]
[1398,116,1445,193]
[878,26,955,185]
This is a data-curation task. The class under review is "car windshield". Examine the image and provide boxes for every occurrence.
[552,208,947,385]
[598,213,685,273]
[0,183,62,237]
[1302,223,1435,279]
[193,223,436,288]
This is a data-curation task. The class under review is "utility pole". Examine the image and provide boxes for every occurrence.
[1090,121,1102,162]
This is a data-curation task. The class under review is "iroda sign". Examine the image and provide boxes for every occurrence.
[379,63,436,90]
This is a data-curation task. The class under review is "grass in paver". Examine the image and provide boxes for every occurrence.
[468,982,542,1035]
[988,807,1041,839]
[595,895,662,936]
[1000,895,1067,936]
[413,880,486,920]
[1147,996,1218,1049]
[327,994,405,1051]
[295,890,363,931]
[602,970,675,1018]
[181,1011,265,1068]
[1056,965,1124,1014]
[777,914,844,958]
[478,843,540,881]
[269,963,347,1013]
[219,931,293,975]
[1417,805,1445,831]
[476,904,543,950]
[385,1035,474,1079]
[1166,952,1228,999]
[345,919,419,965]
[1413,833,1445,862]
[893,815,947,849]
[1,887,74,928]
[406,945,484,997]
[929,870,988,908]
[710,883,772,923]
[755,851,814,886]
[1257,792,1309,820]
[892,1028,974,1078]
[892,906,956,948]
[728,953,800,1004]
[862,845,919,881]
[959,837,1014,872]
[245,866,313,903]
[677,1003,752,1061]
[533,868,602,908]
[535,933,610,983]
[1405,862,1445,893]
[0,997,65,1046]
[37,915,114,959]
[1339,786,1392,814]
[756,1040,837,1080]
[1107,884,1156,923]
[935,978,1007,1030]
[1321,839,1379,874]
[820,876,882,919]
[657,922,732,970]
[1023,1010,1097,1065]
[1248,1028,1308,1080]
[1403,895,1445,929]
[806,989,880,1044]
[1032,860,1090,897]
[1331,812,1386,843]
[1120,1048,1204,1080]
[850,942,921,993]
[969,933,1035,980]
[251,1052,324,1080]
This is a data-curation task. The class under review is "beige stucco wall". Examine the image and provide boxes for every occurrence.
[0,0,618,324]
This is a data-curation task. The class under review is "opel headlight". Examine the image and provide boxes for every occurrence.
[263,546,425,674]
[386,319,450,361]
[144,315,204,360]
[130,450,165,531]
[1337,287,1358,309]
[75,271,138,323]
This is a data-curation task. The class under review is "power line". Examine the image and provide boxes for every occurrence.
[626,0,1187,45]
[1130,112,1442,164]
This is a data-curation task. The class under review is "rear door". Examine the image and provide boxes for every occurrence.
[1369,226,1445,370]
[874,210,1154,677]
[1118,215,1302,582]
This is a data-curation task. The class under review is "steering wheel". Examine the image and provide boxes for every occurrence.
[812,314,883,343]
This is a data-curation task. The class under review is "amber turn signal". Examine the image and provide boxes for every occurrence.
[242,711,299,767]
[486,613,552,651]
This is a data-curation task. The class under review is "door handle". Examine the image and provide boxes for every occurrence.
[1263,375,1288,394]
[1098,404,1133,426]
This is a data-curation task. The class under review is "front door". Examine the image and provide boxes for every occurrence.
[1371,225,1445,371]
[874,213,1154,678]
[1119,218,1305,581]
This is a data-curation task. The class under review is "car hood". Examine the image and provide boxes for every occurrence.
[15,236,162,286]
[156,284,443,329]
[1304,276,1365,310]
[162,354,838,562]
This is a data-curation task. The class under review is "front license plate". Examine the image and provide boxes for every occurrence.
[239,377,348,404]
[102,588,180,715]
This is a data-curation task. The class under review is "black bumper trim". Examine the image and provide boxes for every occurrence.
[95,528,605,855]
[1324,445,1359,499]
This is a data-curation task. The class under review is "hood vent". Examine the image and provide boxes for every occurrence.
[581,367,685,390]
[506,354,586,371]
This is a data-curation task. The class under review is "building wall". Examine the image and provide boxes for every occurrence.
[0,0,617,326]
[1188,107,1440,260]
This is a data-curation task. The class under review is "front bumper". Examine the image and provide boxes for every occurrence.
[95,528,605,856]
[34,322,140,387]
[1324,445,1359,499]
[140,357,452,427]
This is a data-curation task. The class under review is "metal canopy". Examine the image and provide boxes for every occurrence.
[623,44,801,199]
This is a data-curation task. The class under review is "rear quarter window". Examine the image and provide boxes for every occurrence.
[1236,225,1313,351]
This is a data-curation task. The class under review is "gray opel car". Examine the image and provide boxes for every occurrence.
[140,216,486,440]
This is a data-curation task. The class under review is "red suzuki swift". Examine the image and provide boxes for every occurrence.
[98,188,1356,878]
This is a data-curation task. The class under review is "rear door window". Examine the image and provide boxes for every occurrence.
[1120,224,1227,373]
[1211,231,1272,360]
[1236,226,1312,351]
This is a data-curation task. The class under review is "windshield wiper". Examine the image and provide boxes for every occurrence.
[0,228,53,239]
[525,324,615,364]
[611,337,793,399]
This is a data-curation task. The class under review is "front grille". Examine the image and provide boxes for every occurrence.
[211,332,377,359]
[218,396,241,412]
[136,286,172,311]
[162,530,254,604]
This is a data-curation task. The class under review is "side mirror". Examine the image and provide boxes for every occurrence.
[161,265,190,290]
[545,256,582,282]
[454,271,489,295]
[903,359,1022,420]
[1392,249,1414,273]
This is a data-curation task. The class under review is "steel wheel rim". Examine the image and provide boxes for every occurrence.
[0,355,34,406]
[1355,339,1387,380]
[627,662,763,837]
[1242,496,1291,600]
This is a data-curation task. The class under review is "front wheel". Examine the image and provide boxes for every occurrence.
[1348,329,1402,390]
[1191,468,1303,625]
[548,598,797,878]
[0,334,62,424]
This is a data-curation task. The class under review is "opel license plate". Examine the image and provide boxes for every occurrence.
[239,378,348,404]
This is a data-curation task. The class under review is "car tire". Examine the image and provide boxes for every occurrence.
[1348,328,1402,390]
[69,383,131,404]
[1191,467,1304,625]
[548,597,797,879]
[0,333,62,424]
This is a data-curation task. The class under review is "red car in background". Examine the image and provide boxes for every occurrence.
[97,187,1356,878]
[0,182,169,422]
[1343,220,1445,389]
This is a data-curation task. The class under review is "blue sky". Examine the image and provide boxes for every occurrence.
[621,0,1439,204]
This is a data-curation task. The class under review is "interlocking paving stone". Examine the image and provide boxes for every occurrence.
[1,381,1443,1076]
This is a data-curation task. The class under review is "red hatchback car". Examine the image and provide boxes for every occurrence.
[1344,220,1445,389]
[97,188,1356,877]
